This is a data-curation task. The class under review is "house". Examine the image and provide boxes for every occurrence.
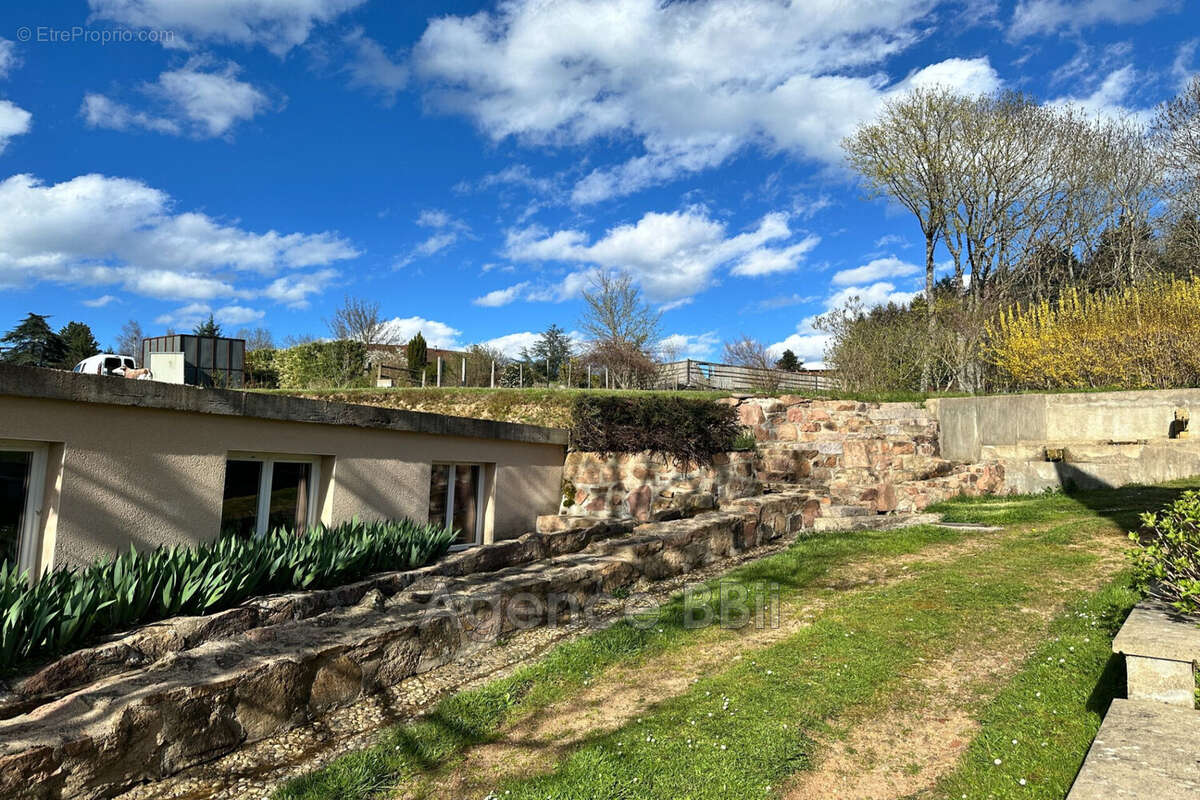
[0,364,565,575]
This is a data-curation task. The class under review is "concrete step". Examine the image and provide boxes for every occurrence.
[1067,699,1200,799]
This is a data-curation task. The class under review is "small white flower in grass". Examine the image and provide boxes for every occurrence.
[721,744,727,750]
[1019,778,1027,786]
[994,758,1003,765]
[1011,739,1018,745]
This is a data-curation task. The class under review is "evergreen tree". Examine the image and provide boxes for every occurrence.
[193,314,222,337]
[521,324,574,381]
[775,349,802,372]
[1,313,66,367]
[406,332,428,381]
[58,321,100,368]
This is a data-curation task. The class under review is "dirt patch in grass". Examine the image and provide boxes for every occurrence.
[780,530,1128,800]
[391,533,1009,800]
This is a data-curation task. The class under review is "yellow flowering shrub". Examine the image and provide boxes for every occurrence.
[986,278,1200,390]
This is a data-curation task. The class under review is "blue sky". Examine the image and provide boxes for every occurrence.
[0,0,1196,366]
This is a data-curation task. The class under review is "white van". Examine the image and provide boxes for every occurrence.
[73,354,138,376]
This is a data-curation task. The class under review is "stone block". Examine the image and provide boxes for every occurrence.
[1125,656,1195,707]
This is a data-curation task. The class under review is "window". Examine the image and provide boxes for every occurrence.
[0,442,47,575]
[219,455,319,537]
[428,463,485,548]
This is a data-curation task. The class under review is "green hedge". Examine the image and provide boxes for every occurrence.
[568,394,741,466]
[1130,490,1200,613]
[276,340,369,390]
[0,518,454,674]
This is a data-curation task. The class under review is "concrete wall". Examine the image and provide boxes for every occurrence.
[934,390,1200,462]
[0,366,566,572]
[932,390,1200,493]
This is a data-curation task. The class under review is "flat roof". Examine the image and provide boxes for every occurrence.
[0,364,568,446]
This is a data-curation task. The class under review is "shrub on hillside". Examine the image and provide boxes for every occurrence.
[1129,490,1200,614]
[0,518,454,674]
[988,278,1200,390]
[569,394,741,466]
[276,340,369,389]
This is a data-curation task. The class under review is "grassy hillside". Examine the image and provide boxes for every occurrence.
[252,387,731,428]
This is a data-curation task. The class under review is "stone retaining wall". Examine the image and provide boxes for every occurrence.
[559,450,760,521]
[0,491,816,800]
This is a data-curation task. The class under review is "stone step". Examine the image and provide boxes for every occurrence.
[1067,699,1200,799]
[811,511,941,533]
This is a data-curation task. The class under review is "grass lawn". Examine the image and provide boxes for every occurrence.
[274,483,1183,800]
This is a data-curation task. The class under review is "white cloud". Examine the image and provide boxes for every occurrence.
[832,256,920,286]
[477,331,539,358]
[659,331,719,361]
[260,269,339,309]
[1009,0,1179,39]
[506,206,819,301]
[343,27,408,103]
[378,316,462,349]
[155,302,264,329]
[0,39,20,79]
[83,60,273,138]
[874,234,909,248]
[414,0,1001,202]
[88,0,367,55]
[826,281,920,310]
[0,100,31,153]
[0,173,358,301]
[766,329,829,368]
[1048,66,1151,123]
[473,281,529,308]
[82,294,118,308]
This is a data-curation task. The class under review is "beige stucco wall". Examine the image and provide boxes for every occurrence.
[1,394,564,572]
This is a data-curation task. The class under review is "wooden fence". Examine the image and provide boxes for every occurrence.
[655,360,837,392]
[372,357,836,392]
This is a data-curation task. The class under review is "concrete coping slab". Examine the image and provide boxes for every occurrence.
[1066,699,1200,799]
[1113,597,1200,664]
[0,363,568,446]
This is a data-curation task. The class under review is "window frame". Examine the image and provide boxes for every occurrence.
[0,439,49,576]
[432,462,487,550]
[224,452,322,537]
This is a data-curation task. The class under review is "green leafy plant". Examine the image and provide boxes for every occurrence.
[276,340,369,389]
[1129,490,1200,613]
[0,518,455,675]
[731,428,758,452]
[568,395,741,467]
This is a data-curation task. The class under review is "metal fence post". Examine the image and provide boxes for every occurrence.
[587,364,591,388]
[461,357,466,385]
[490,360,495,388]
[519,363,523,387]
[605,366,609,389]
[436,357,442,387]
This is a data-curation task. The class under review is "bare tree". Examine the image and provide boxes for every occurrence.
[578,271,663,388]
[236,327,275,351]
[1154,75,1200,274]
[327,296,388,345]
[579,271,661,350]
[722,335,773,371]
[843,87,961,387]
[113,319,143,358]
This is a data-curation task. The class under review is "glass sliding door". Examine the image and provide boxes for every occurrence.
[0,450,33,567]
[220,459,262,538]
[428,463,485,547]
[266,461,311,533]
[452,465,481,546]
